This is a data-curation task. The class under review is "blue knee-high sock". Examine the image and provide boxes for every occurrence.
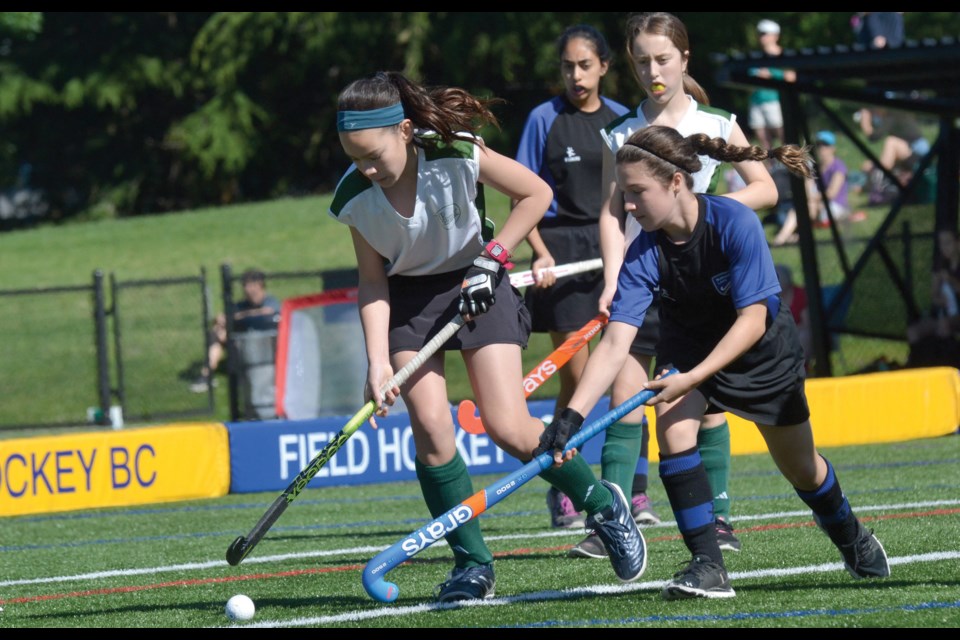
[795,456,860,546]
[659,447,724,566]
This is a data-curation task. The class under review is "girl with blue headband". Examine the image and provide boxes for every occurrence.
[330,71,646,602]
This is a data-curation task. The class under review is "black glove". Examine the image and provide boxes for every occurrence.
[459,255,503,317]
[533,407,585,458]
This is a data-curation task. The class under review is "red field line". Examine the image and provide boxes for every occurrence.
[4,507,958,606]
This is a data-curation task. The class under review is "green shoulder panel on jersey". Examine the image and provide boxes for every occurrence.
[330,170,374,218]
[422,137,476,162]
[602,107,641,136]
[695,103,734,121]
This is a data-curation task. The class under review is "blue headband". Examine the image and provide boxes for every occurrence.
[337,102,405,132]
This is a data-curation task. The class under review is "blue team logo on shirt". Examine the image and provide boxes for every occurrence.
[712,272,732,296]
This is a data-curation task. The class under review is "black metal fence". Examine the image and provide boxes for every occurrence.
[0,265,359,430]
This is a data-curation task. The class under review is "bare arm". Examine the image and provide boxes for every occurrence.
[825,169,846,202]
[519,214,556,287]
[598,144,626,316]
[350,227,398,420]
[644,302,768,404]
[565,320,638,417]
[478,144,550,256]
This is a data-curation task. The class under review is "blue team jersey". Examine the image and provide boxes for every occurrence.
[515,95,628,222]
[611,194,782,356]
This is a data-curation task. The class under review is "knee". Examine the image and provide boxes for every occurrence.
[782,456,822,490]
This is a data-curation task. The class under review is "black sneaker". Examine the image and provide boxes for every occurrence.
[584,480,647,582]
[837,524,891,580]
[715,517,742,552]
[435,563,496,603]
[567,531,608,559]
[661,555,736,600]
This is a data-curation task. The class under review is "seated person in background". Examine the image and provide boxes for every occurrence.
[233,268,281,332]
[907,228,960,347]
[772,131,855,246]
[856,106,930,199]
[190,269,281,392]
[191,312,228,392]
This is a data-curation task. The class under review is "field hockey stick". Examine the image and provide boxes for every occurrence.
[457,313,608,435]
[225,315,466,566]
[361,368,677,603]
[508,257,603,289]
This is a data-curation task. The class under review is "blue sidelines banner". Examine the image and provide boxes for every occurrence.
[227,398,614,493]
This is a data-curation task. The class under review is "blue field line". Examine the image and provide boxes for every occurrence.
[508,600,960,628]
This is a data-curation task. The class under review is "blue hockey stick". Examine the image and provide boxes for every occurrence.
[361,368,677,603]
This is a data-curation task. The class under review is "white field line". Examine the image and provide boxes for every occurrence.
[2,498,958,589]
[222,551,960,628]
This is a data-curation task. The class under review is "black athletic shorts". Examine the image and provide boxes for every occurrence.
[658,300,810,426]
[388,266,531,354]
[524,221,603,333]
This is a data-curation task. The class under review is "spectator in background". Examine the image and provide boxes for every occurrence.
[748,19,796,149]
[233,269,281,419]
[856,106,930,201]
[190,268,280,393]
[772,130,858,246]
[514,24,634,531]
[907,228,960,347]
[233,269,281,332]
[853,12,905,49]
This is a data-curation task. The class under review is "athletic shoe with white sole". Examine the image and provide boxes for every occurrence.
[568,531,607,559]
[584,480,647,582]
[661,555,736,600]
[715,517,742,552]
[435,563,496,603]
[547,486,585,529]
[631,492,661,526]
[836,523,891,579]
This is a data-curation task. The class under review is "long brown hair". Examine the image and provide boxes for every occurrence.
[337,71,502,148]
[617,126,813,190]
[624,12,710,106]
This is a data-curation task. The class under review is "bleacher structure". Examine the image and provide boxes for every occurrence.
[713,37,960,376]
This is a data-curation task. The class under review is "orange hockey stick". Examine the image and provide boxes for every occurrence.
[456,313,608,434]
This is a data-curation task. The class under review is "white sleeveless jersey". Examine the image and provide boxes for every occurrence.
[329,136,485,277]
[600,97,737,244]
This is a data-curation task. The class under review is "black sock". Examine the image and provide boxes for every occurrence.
[659,446,723,566]
[795,456,861,546]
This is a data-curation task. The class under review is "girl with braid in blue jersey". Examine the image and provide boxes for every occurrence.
[574,12,781,559]
[535,125,890,599]
[331,71,646,603]
[515,25,662,531]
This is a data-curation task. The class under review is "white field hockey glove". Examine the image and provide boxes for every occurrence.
[459,255,503,317]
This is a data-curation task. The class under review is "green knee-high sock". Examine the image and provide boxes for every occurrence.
[698,420,731,521]
[540,453,612,516]
[601,420,644,498]
[415,453,493,568]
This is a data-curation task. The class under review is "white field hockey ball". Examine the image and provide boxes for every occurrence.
[225,594,255,621]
